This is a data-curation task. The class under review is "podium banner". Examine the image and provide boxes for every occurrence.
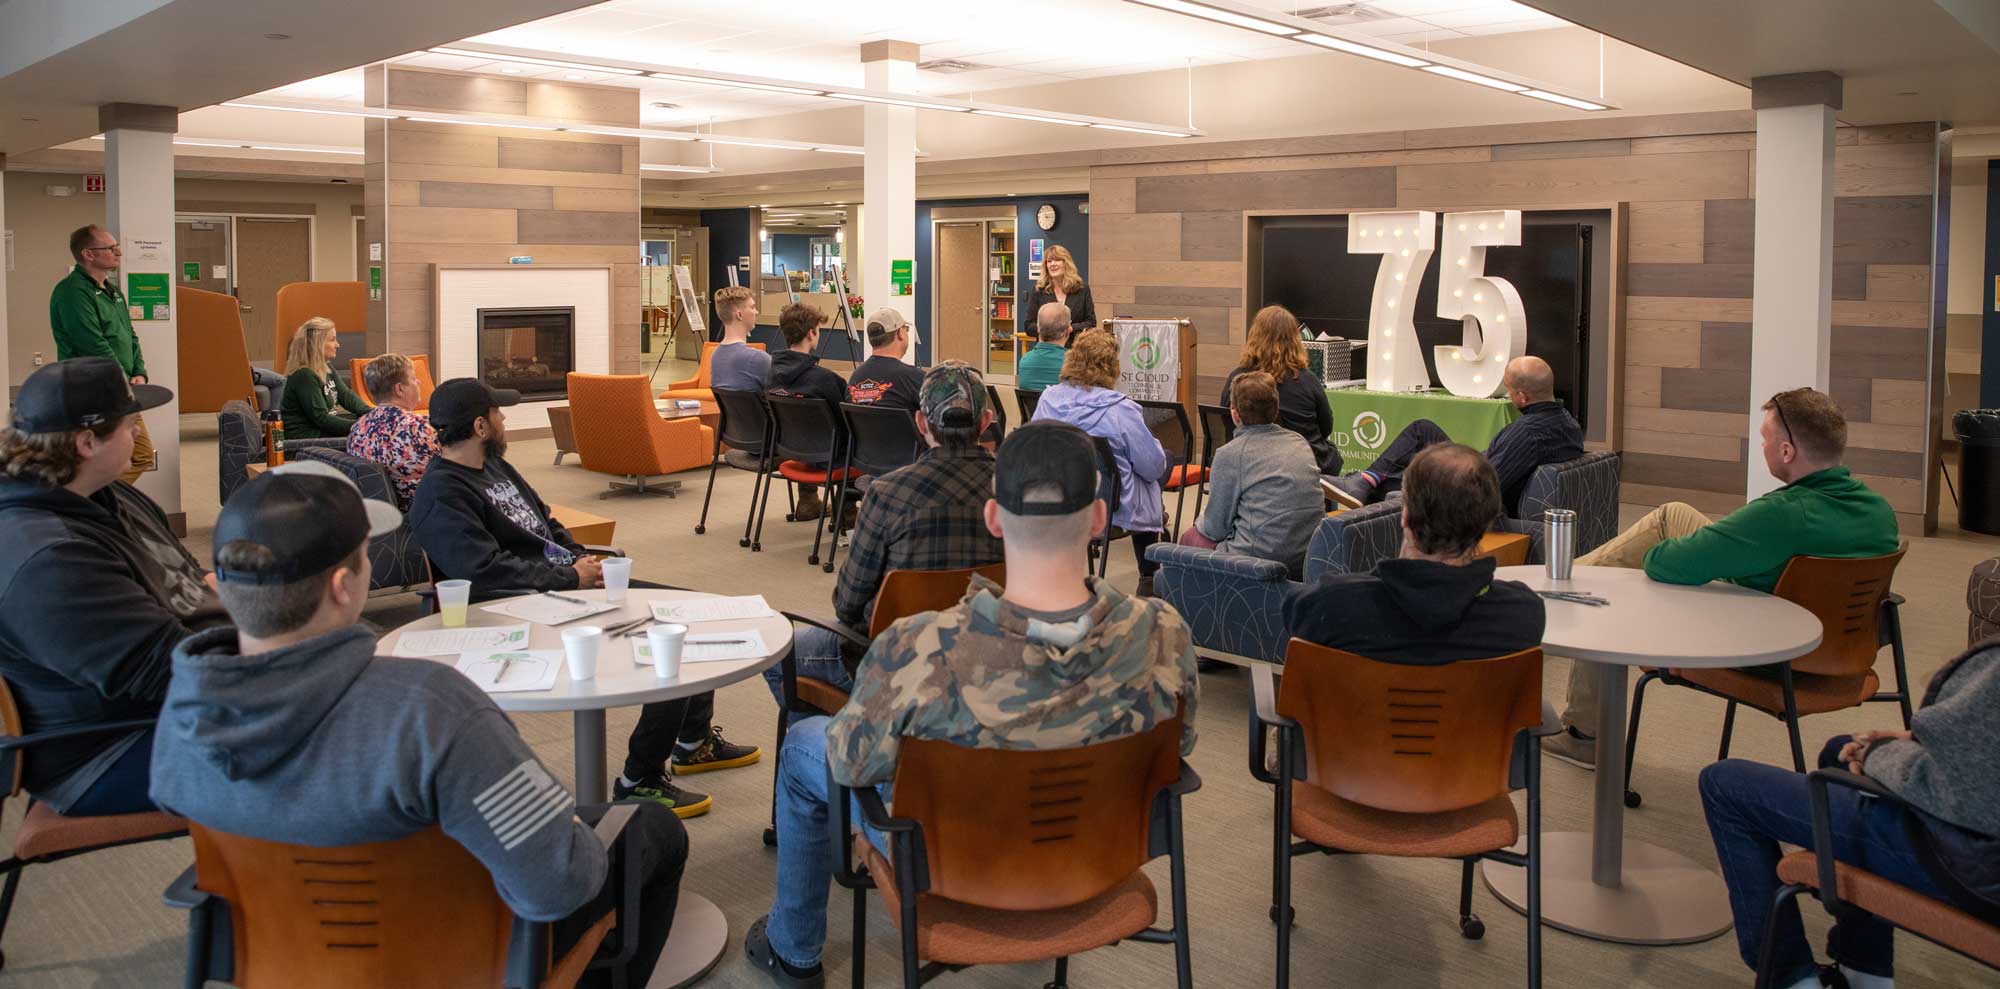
[1113,320,1180,402]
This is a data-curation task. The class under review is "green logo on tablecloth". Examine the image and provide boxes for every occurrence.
[1351,410,1387,450]
[1128,335,1162,371]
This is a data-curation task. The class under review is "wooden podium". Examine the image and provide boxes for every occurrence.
[1103,317,1198,422]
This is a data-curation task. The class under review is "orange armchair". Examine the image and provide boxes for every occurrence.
[349,355,435,412]
[658,341,765,404]
[568,372,716,494]
[273,281,366,371]
[176,286,257,414]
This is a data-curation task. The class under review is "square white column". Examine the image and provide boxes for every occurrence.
[101,104,182,519]
[861,41,918,363]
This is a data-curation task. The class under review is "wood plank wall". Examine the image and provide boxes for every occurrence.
[364,68,643,372]
[1089,117,1942,533]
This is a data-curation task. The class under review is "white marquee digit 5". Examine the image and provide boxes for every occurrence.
[1346,210,1435,392]
[1434,209,1527,398]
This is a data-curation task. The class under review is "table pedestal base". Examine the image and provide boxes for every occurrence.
[649,892,728,987]
[1481,831,1733,945]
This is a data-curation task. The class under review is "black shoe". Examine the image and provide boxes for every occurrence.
[1321,473,1374,510]
[791,490,825,521]
[671,725,762,775]
[745,916,826,988]
[613,774,712,819]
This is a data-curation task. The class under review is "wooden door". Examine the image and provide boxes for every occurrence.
[233,217,313,364]
[935,222,985,366]
[175,217,230,297]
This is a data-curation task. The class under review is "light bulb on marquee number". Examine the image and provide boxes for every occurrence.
[1344,208,1527,398]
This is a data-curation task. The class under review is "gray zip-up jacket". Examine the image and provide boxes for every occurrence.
[1195,424,1324,578]
[1865,641,2000,903]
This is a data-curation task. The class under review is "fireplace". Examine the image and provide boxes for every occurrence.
[476,306,575,401]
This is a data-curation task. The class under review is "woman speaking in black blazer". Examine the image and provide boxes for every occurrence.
[1023,244,1095,343]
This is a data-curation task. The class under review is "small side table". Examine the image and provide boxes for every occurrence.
[547,406,578,466]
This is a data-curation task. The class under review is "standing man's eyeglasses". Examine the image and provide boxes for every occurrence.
[84,242,121,255]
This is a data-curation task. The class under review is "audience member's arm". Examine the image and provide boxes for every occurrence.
[334,375,373,416]
[1194,444,1241,543]
[520,466,582,553]
[824,629,919,787]
[1313,384,1333,447]
[831,495,895,630]
[1483,423,1539,506]
[419,485,580,592]
[1861,652,1995,821]
[1640,500,1796,586]
[0,540,184,703]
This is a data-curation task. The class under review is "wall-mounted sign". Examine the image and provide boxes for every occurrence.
[890,258,913,296]
[508,256,533,265]
[367,265,383,301]
[369,242,382,262]
[126,273,170,320]
[181,261,200,282]
[1345,209,1527,399]
[84,174,105,194]
[130,238,164,264]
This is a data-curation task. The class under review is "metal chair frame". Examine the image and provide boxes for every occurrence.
[695,387,776,551]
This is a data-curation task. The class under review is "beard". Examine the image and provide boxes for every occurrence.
[482,432,508,461]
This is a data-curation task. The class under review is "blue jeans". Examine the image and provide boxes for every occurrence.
[765,717,886,970]
[1699,736,1945,984]
[65,728,159,817]
[762,625,856,711]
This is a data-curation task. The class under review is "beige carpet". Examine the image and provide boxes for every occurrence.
[1,400,1995,987]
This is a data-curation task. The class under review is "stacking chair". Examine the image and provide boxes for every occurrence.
[1138,400,1201,539]
[832,715,1199,989]
[1623,546,1911,808]
[1756,769,2000,987]
[696,387,777,550]
[1187,404,1235,528]
[763,394,857,566]
[168,810,642,989]
[984,384,1008,439]
[1088,436,1126,578]
[1016,389,1042,423]
[1250,641,1548,988]
[823,403,923,573]
[0,677,186,971]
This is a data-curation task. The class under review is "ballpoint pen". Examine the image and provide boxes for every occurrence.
[546,592,591,605]
[495,656,513,682]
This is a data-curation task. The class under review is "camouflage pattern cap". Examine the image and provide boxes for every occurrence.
[919,360,987,430]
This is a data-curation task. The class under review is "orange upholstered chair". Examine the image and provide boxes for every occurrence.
[348,355,435,412]
[658,341,765,404]
[176,286,257,414]
[567,372,715,494]
[273,281,366,372]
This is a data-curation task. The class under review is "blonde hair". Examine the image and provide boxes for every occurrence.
[1059,329,1119,390]
[285,316,338,378]
[713,285,755,323]
[1238,306,1307,380]
[1036,244,1083,295]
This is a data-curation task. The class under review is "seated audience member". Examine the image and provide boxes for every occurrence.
[1220,306,1341,477]
[768,302,848,521]
[0,358,225,816]
[150,462,688,989]
[346,352,438,508]
[1015,302,1070,393]
[763,362,1003,708]
[1180,371,1323,578]
[1031,330,1170,595]
[1324,355,1581,513]
[744,421,1199,986]
[846,309,926,412]
[1285,443,1542,663]
[1550,387,1899,767]
[408,378,758,817]
[710,285,771,391]
[1699,641,1999,989]
[279,316,371,439]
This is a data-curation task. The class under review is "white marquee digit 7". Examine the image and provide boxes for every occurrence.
[1346,210,1435,392]
[1434,209,1527,398]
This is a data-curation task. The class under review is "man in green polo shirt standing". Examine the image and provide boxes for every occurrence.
[50,225,152,483]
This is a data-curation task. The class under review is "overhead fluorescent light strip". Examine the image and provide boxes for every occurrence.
[649,72,824,96]
[429,47,642,76]
[971,109,1090,127]
[641,163,720,173]
[1294,34,1430,68]
[174,139,249,148]
[566,125,697,141]
[249,144,365,155]
[1420,65,1528,93]
[1523,89,1607,111]
[1125,0,1299,36]
[827,93,971,113]
[406,116,562,131]
[811,147,867,155]
[221,101,401,119]
[699,136,811,150]
[1090,122,1194,138]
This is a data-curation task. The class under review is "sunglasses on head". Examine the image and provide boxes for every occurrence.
[1769,389,1806,448]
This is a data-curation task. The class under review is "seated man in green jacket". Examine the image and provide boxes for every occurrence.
[1548,387,1899,767]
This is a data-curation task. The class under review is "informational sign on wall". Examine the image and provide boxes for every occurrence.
[890,259,914,296]
[126,273,170,320]
[673,264,705,337]
[1028,239,1046,280]
[181,261,200,282]
[367,266,383,301]
[1112,319,1180,402]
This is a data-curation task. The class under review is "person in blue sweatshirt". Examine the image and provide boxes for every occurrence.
[150,461,688,988]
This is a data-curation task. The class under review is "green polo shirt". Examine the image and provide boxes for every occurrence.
[1643,466,1899,593]
[1016,342,1066,393]
[49,265,147,379]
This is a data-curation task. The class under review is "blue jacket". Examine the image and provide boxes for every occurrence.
[1032,383,1168,532]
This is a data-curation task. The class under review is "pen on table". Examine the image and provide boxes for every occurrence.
[546,592,590,605]
[496,656,513,682]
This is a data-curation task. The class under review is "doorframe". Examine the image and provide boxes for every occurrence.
[353,215,367,280]
[928,219,987,372]
[172,213,235,295]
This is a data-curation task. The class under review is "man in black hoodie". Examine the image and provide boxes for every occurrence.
[0,357,225,816]
[1284,443,1543,663]
[767,302,848,521]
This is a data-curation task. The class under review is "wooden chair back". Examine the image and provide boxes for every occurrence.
[1772,546,1905,678]
[1278,640,1542,814]
[0,677,25,798]
[891,714,1181,911]
[188,823,516,988]
[870,563,1006,638]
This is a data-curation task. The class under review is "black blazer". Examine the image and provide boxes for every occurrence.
[1023,283,1097,338]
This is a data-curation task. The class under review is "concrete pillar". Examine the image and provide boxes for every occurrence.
[860,40,919,363]
[0,155,9,405]
[1748,72,1841,498]
[100,103,182,523]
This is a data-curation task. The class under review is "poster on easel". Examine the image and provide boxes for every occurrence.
[672,265,704,339]
[828,265,860,350]
[1109,319,1181,402]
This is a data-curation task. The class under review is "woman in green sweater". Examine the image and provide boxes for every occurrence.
[279,316,370,438]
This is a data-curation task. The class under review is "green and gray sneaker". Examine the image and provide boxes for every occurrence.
[671,725,763,775]
[614,774,712,819]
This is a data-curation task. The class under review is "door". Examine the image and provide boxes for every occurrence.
[233,217,314,365]
[935,222,985,367]
[174,216,231,297]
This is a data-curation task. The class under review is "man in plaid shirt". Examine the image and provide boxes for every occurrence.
[764,362,1004,708]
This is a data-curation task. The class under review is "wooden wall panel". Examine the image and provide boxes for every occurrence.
[1626,201,1703,263]
[1134,167,1397,213]
[1180,211,1243,261]
[418,181,555,210]
[1092,213,1182,261]
[497,137,625,174]
[1395,151,1748,208]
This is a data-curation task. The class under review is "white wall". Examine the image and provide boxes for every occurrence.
[1948,153,1988,427]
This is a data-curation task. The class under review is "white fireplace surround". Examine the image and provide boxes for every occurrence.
[434,265,611,431]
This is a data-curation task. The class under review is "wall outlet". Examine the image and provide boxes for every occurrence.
[32,352,43,366]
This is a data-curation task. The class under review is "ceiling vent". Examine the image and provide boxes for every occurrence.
[919,59,988,74]
[1291,3,1393,25]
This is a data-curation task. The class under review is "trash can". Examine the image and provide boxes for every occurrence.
[1955,410,2000,535]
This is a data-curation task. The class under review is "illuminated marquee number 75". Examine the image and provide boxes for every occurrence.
[1348,209,1527,398]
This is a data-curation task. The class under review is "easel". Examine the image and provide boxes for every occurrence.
[825,264,860,357]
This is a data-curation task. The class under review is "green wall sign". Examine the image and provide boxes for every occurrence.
[126,273,170,320]
[181,261,200,282]
[890,258,913,296]
[368,265,383,301]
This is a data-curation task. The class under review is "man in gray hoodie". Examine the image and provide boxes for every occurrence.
[150,462,687,987]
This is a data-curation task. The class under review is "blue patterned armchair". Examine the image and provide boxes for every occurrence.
[291,447,429,593]
[216,401,343,506]
[1495,451,1623,563]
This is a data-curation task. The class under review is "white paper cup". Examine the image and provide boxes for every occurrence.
[647,623,687,680]
[561,626,603,681]
[436,579,471,628]
[601,557,632,605]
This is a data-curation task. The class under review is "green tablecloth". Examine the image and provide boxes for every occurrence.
[1324,387,1520,470]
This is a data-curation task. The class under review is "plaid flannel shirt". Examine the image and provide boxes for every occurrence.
[833,445,1005,630]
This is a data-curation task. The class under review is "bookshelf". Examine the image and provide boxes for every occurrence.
[988,222,1017,374]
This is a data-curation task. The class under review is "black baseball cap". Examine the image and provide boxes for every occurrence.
[994,421,1101,515]
[11,357,171,433]
[429,377,520,432]
[213,461,402,586]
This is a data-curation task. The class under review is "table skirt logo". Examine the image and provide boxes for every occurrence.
[1351,410,1387,450]
[1127,335,1162,371]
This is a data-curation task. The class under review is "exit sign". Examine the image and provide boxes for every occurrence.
[84,175,105,194]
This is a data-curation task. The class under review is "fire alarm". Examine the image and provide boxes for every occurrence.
[84,174,105,194]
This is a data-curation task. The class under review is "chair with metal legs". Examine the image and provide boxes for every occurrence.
[1137,400,1200,539]
[823,403,923,574]
[762,394,856,566]
[1188,404,1235,526]
[695,387,776,551]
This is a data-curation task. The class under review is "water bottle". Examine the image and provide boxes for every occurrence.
[263,410,286,467]
[1544,509,1576,581]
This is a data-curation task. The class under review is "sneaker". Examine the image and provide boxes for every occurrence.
[744,916,826,988]
[671,725,763,775]
[1541,726,1597,771]
[1321,473,1374,510]
[614,774,712,819]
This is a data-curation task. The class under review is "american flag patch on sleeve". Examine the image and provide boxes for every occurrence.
[474,760,574,851]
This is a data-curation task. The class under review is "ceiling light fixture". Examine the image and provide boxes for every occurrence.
[648,72,825,96]
[1125,0,1299,36]
[429,47,643,76]
[971,109,1090,126]
[810,147,867,155]
[406,116,562,131]
[826,92,970,113]
[221,101,401,119]
[249,144,366,155]
[641,163,721,173]
[174,138,249,148]
[1420,65,1528,92]
[1293,34,1430,68]
[1522,89,1607,111]
[1090,122,1194,138]
[566,124,697,141]
[700,136,810,150]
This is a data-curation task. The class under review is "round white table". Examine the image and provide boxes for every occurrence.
[381,587,792,988]
[1479,565,1822,946]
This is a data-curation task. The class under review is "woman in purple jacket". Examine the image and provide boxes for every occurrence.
[1030,329,1170,594]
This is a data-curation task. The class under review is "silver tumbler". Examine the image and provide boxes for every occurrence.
[1544,509,1577,581]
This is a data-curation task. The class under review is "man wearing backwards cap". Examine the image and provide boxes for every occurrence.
[0,357,224,816]
[845,308,925,412]
[745,420,1200,988]
[151,463,689,988]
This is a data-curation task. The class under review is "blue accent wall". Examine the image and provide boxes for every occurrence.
[911,194,1090,367]
[698,208,752,342]
[769,234,812,277]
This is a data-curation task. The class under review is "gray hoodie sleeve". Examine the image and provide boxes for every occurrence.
[1864,651,2000,837]
[1196,441,1241,543]
[433,707,608,921]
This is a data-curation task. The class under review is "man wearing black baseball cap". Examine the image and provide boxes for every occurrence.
[0,357,222,816]
[152,463,689,989]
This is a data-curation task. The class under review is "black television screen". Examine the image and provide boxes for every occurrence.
[1258,214,1590,427]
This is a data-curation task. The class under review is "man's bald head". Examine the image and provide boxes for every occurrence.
[1503,356,1555,405]
[1036,302,1072,342]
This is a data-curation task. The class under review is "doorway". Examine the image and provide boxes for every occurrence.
[934,222,987,367]
[234,217,314,364]
[174,216,230,298]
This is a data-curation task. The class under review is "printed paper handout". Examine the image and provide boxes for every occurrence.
[397,624,531,657]
[648,595,774,624]
[456,649,562,693]
[634,630,769,665]
[481,593,620,626]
